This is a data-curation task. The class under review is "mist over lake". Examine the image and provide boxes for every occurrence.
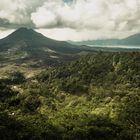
[88,45,140,49]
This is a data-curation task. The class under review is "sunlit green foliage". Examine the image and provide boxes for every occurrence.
[0,52,140,140]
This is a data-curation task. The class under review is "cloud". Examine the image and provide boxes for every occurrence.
[31,0,140,38]
[36,28,137,41]
[0,28,14,38]
[0,0,46,29]
[0,0,140,40]
[31,4,58,28]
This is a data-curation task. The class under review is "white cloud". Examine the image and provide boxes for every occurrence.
[0,0,140,40]
[31,0,140,30]
[36,28,136,41]
[0,0,46,26]
[31,3,58,28]
[0,28,14,39]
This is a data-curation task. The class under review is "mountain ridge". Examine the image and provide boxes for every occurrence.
[71,33,140,46]
[0,27,82,54]
[0,27,84,68]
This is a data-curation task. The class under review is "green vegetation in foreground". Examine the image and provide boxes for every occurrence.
[0,52,140,140]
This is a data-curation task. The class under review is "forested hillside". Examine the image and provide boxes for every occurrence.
[0,52,140,140]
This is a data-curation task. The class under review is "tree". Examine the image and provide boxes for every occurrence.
[9,71,26,84]
[119,93,140,140]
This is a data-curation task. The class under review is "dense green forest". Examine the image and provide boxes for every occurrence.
[0,52,140,140]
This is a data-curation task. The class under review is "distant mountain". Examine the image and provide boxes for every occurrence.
[0,27,88,67]
[0,28,139,69]
[72,33,140,46]
[70,39,120,46]
[0,27,82,54]
[121,33,140,45]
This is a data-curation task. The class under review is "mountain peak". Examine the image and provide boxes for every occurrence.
[5,27,39,42]
[0,27,42,45]
[0,27,79,54]
[15,27,34,33]
[17,27,29,30]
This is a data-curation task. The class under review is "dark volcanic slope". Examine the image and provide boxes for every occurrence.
[0,27,81,54]
[0,28,85,67]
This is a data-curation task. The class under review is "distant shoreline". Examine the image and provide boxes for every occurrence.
[87,45,140,49]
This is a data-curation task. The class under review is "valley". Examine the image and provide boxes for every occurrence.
[1,0,140,139]
[0,28,81,79]
[0,28,140,140]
